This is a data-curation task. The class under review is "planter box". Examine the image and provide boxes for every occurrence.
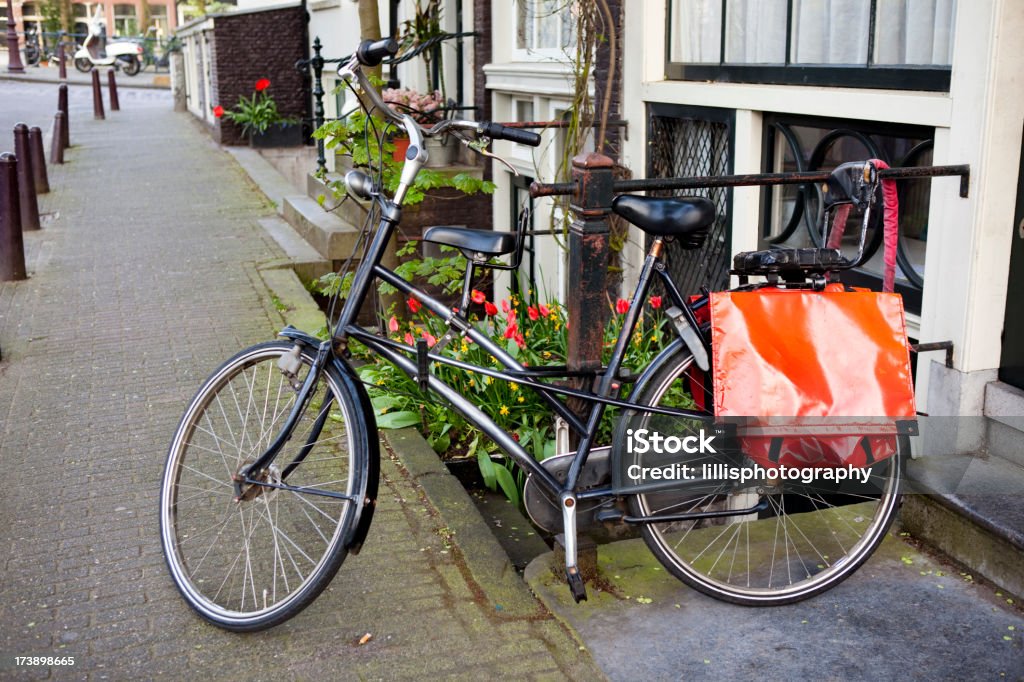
[250,123,304,148]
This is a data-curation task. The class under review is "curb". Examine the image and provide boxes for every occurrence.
[0,71,171,90]
[382,428,551,619]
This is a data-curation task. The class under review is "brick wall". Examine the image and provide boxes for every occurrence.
[208,6,308,146]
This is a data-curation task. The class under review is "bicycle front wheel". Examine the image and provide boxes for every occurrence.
[160,341,365,631]
[621,347,901,606]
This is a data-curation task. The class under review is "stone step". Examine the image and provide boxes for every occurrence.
[256,216,332,285]
[902,448,1024,599]
[281,195,361,262]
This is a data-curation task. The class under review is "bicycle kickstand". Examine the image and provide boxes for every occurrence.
[560,492,588,602]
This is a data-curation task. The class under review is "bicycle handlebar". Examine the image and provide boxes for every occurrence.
[356,38,399,67]
[478,122,541,147]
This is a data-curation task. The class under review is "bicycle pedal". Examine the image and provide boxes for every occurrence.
[565,567,588,603]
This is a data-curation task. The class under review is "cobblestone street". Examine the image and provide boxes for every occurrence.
[0,82,598,680]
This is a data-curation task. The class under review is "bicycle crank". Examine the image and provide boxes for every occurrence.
[523,446,612,533]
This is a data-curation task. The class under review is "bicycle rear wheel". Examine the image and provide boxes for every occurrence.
[160,341,366,631]
[620,347,901,605]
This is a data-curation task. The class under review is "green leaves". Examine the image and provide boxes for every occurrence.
[376,411,422,429]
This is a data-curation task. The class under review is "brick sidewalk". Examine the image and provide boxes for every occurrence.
[0,94,598,680]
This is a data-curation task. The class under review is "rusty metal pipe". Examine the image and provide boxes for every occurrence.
[13,123,40,231]
[0,152,27,281]
[57,37,67,80]
[530,164,972,199]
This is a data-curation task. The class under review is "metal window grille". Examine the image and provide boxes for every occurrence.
[647,110,732,296]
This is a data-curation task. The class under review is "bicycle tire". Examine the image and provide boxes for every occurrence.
[160,341,368,631]
[618,346,901,606]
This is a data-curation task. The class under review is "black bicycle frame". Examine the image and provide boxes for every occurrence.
[321,204,707,503]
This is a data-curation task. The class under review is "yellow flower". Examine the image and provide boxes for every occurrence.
[468,379,475,387]
[485,376,493,385]
[376,379,385,386]
[543,351,551,359]
[500,405,510,415]
[549,314,557,321]
[510,382,519,392]
[461,341,469,353]
[517,396,525,403]
[650,335,657,342]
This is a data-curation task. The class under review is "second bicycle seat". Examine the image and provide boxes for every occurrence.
[612,195,716,248]
[422,225,518,260]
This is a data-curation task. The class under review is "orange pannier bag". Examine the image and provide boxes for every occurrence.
[710,284,915,469]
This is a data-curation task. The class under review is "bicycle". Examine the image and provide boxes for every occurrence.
[159,38,905,632]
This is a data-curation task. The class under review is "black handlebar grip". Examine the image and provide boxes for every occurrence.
[479,122,542,147]
[356,37,399,67]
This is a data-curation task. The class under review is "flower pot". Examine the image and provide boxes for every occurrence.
[424,136,457,168]
[392,136,411,162]
[249,122,304,149]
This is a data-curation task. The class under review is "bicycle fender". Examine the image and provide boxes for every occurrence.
[330,354,380,555]
[276,327,380,553]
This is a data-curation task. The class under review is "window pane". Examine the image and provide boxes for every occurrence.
[791,0,870,65]
[725,0,787,64]
[670,0,722,63]
[874,0,955,66]
[516,1,533,50]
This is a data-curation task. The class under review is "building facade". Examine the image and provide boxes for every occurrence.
[4,0,177,46]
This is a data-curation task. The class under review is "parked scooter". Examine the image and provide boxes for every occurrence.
[73,9,142,76]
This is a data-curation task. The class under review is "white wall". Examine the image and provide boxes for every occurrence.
[621,0,1024,415]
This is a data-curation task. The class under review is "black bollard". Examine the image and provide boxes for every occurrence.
[57,37,67,81]
[107,69,120,111]
[58,83,70,147]
[28,127,49,194]
[91,70,105,120]
[0,153,27,281]
[50,112,65,165]
[13,124,40,231]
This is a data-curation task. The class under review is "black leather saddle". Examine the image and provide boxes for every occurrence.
[611,195,716,248]
[422,225,518,259]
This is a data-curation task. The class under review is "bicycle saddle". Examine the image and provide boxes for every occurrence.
[422,225,517,259]
[611,195,716,247]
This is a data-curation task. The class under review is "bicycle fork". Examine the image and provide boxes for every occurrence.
[232,340,333,501]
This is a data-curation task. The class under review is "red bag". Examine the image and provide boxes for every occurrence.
[710,284,915,469]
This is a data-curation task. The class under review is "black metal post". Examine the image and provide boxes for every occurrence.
[13,123,39,231]
[107,68,120,111]
[0,152,27,281]
[28,126,48,193]
[91,70,105,120]
[566,152,614,428]
[310,37,326,174]
[5,0,24,73]
[58,83,70,147]
[50,111,65,164]
[57,32,67,80]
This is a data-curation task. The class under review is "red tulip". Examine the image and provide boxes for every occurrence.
[527,306,539,321]
[255,78,271,92]
[213,105,224,118]
[501,299,510,313]
[388,315,399,332]
[649,295,662,309]
[615,298,629,314]
[471,289,486,304]
[422,331,437,347]
[407,297,422,313]
[404,332,414,345]
[539,303,551,317]
[484,302,498,316]
[504,322,518,339]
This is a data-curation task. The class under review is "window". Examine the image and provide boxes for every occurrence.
[516,0,576,55]
[761,115,933,311]
[667,0,956,90]
[114,4,137,37]
[149,3,169,39]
